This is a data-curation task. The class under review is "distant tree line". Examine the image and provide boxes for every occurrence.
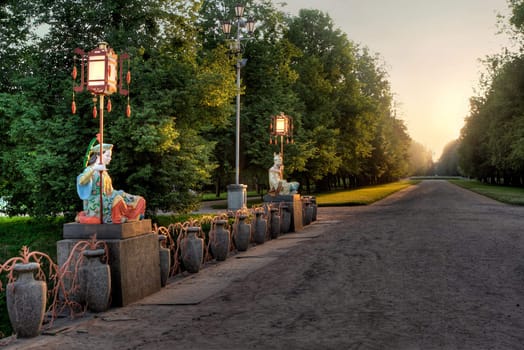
[0,0,430,216]
[439,0,524,183]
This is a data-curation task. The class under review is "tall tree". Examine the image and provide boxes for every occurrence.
[461,55,524,183]
[459,96,494,181]
[285,9,350,190]
[458,0,524,184]
[408,141,434,176]
[436,140,460,176]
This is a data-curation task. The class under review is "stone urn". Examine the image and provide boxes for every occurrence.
[303,198,313,225]
[310,196,318,221]
[306,201,314,225]
[302,196,317,222]
[210,220,230,261]
[280,204,291,234]
[233,214,251,251]
[6,262,47,338]
[270,207,281,239]
[80,249,111,313]
[253,211,267,244]
[181,227,204,273]
[158,235,171,286]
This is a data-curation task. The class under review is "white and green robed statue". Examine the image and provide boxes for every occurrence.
[268,153,299,196]
[75,138,146,224]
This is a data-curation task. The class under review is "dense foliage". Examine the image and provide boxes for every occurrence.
[0,0,419,216]
[458,0,524,184]
[435,140,461,176]
[408,141,434,176]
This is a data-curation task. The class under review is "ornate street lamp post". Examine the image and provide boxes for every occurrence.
[72,42,131,223]
[270,113,293,178]
[221,3,255,211]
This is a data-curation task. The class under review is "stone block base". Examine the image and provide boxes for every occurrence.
[263,194,303,232]
[57,221,160,307]
[63,219,153,239]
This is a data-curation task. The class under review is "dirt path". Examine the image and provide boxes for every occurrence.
[5,180,524,349]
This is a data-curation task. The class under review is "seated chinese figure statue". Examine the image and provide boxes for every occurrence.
[75,142,146,224]
[268,153,299,196]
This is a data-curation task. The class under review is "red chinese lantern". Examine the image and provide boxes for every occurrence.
[87,42,118,96]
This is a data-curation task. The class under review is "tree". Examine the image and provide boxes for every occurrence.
[459,55,524,184]
[285,9,410,189]
[285,9,354,190]
[408,141,434,176]
[459,96,494,181]
[458,0,524,184]
[435,140,460,176]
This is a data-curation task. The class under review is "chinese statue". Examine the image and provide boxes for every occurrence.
[268,153,299,196]
[76,140,146,224]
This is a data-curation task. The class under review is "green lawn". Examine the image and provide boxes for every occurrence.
[0,217,64,262]
[202,180,418,209]
[315,180,418,206]
[449,179,524,205]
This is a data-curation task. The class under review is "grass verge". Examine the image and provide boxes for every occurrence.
[315,180,418,206]
[449,179,524,205]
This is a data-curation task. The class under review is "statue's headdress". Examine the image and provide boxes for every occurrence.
[83,134,113,167]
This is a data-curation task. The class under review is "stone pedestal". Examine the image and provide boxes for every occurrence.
[263,194,303,232]
[57,220,161,307]
[227,184,247,212]
[63,219,153,239]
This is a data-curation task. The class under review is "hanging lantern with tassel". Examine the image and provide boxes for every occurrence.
[72,42,132,118]
[269,112,294,162]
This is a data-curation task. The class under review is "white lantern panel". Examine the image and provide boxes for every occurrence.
[276,118,287,134]
[88,58,106,82]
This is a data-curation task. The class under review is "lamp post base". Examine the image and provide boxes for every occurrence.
[227,184,247,212]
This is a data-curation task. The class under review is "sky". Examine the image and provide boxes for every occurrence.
[275,0,513,159]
